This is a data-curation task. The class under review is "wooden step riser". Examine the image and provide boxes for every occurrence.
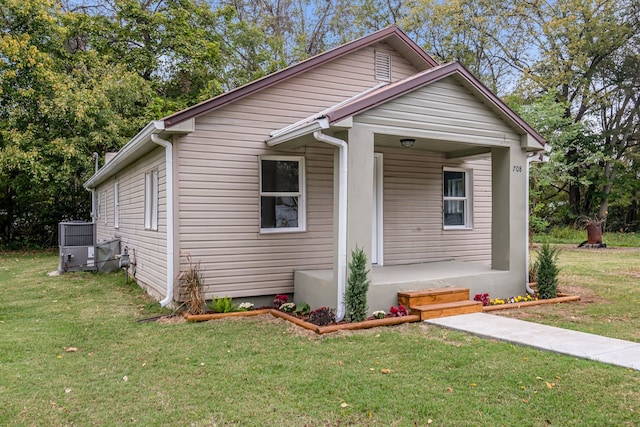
[398,289,470,307]
[417,302,482,320]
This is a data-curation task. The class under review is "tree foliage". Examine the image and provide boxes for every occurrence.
[1,0,639,247]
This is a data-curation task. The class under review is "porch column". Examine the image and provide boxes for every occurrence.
[346,125,375,266]
[491,146,528,273]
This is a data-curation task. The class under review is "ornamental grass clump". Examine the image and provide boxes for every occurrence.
[178,253,205,315]
[536,243,560,299]
[345,246,370,323]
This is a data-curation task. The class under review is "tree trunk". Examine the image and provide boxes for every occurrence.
[599,160,616,218]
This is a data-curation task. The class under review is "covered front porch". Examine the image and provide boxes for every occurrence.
[295,259,514,313]
[266,64,545,319]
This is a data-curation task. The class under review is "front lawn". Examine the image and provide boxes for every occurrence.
[0,251,638,426]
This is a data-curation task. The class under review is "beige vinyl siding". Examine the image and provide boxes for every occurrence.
[176,43,419,299]
[357,77,522,147]
[179,143,334,299]
[378,147,492,265]
[94,147,168,298]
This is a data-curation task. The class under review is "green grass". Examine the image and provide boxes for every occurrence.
[1,251,639,426]
[534,225,640,247]
[504,245,640,342]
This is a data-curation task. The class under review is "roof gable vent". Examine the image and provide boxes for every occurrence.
[375,51,392,82]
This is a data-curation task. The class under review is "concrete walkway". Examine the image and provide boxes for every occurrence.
[426,313,640,371]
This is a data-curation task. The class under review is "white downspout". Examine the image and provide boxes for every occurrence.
[525,154,535,296]
[90,152,99,223]
[151,134,175,307]
[313,131,348,322]
[526,149,550,295]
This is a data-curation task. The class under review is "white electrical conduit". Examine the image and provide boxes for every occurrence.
[313,131,348,322]
[151,134,175,307]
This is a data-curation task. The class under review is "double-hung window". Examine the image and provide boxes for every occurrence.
[260,156,305,232]
[443,168,472,229]
[145,169,158,231]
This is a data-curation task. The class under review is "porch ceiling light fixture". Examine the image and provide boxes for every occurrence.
[400,138,415,148]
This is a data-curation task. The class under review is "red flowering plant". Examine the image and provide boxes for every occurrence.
[389,305,408,317]
[474,293,490,306]
[273,294,288,308]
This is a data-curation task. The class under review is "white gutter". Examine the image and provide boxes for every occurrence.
[151,134,175,307]
[84,121,165,189]
[313,130,348,322]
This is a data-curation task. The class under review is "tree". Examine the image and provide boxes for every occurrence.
[345,246,370,323]
[0,0,152,246]
[408,0,639,228]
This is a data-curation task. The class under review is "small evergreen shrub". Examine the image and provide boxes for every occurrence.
[345,246,370,323]
[536,243,560,299]
[308,307,335,326]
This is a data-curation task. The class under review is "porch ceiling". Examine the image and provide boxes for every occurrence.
[269,130,493,159]
[373,133,491,156]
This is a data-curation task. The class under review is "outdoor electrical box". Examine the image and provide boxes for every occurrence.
[58,221,97,273]
[96,238,121,273]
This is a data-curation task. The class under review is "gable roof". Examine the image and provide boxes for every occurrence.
[163,26,438,128]
[267,61,546,148]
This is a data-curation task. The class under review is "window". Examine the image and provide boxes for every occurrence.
[114,181,120,229]
[443,168,472,229]
[260,156,305,232]
[145,169,158,230]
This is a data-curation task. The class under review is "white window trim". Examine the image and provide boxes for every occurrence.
[102,191,107,224]
[144,169,159,231]
[443,167,473,230]
[259,155,306,233]
[114,180,120,229]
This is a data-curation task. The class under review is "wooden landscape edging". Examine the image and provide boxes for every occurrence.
[482,294,581,312]
[182,309,271,321]
[183,308,420,334]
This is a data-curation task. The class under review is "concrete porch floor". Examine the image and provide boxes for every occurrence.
[371,259,494,286]
[295,259,517,314]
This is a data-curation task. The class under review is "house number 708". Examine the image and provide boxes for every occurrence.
[512,165,522,173]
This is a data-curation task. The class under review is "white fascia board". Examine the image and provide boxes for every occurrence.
[266,118,330,147]
[83,121,165,189]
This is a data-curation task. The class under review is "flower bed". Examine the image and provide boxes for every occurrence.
[481,293,580,312]
[182,297,420,334]
[182,308,420,334]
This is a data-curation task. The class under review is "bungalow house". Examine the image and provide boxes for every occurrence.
[84,26,545,319]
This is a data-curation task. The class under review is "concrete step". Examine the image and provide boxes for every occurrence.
[411,300,483,320]
[397,287,470,307]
